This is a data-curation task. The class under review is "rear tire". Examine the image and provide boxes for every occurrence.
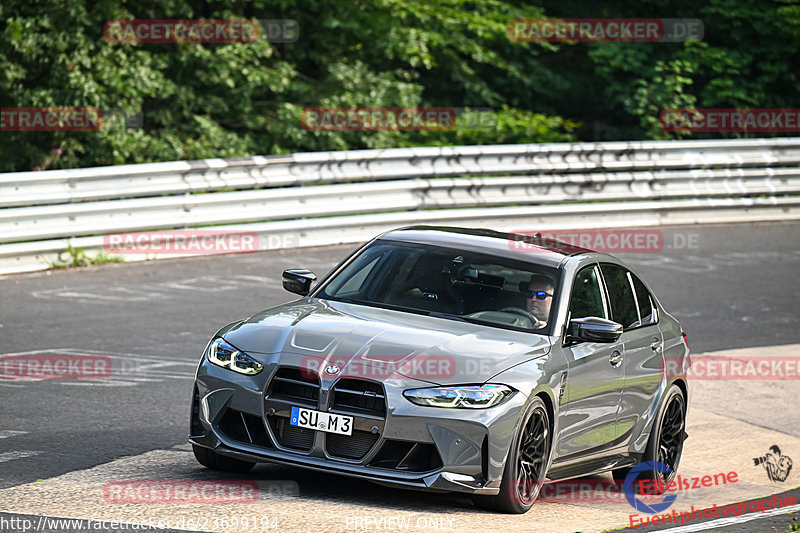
[473,396,551,514]
[613,384,686,492]
[192,444,256,473]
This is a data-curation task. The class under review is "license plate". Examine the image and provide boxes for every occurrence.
[290,406,353,436]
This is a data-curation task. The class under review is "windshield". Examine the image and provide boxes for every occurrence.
[317,240,560,334]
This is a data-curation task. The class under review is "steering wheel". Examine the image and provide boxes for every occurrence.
[498,307,542,327]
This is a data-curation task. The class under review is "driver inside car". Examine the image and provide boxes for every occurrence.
[524,274,555,328]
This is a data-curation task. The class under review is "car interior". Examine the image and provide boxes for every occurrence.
[322,242,558,331]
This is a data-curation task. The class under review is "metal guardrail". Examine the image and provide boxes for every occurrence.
[3,138,800,207]
[1,138,799,274]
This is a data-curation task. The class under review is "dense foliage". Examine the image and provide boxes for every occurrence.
[1,0,797,171]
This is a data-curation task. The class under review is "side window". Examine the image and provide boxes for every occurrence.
[600,264,640,329]
[631,274,657,326]
[569,266,606,320]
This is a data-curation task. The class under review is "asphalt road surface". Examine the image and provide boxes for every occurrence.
[0,221,798,532]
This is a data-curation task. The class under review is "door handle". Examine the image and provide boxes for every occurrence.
[609,351,623,368]
[650,340,662,352]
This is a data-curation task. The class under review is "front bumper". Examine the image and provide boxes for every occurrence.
[189,353,525,495]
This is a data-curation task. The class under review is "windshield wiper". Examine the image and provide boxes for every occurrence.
[325,297,430,317]
[456,314,543,333]
[325,297,543,333]
[427,312,469,323]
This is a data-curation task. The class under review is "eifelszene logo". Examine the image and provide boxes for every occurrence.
[753,445,793,482]
[624,461,677,513]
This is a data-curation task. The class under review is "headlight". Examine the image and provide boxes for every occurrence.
[403,384,512,409]
[207,338,263,375]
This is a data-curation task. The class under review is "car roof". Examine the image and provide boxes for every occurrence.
[378,225,593,268]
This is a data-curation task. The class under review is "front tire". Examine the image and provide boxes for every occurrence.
[192,444,256,473]
[473,396,551,514]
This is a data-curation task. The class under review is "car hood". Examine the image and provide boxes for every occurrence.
[222,299,551,385]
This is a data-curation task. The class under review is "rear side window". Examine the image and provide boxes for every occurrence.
[631,274,657,326]
[600,264,639,329]
[569,265,606,319]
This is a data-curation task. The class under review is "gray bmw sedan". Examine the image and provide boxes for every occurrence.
[190,226,690,513]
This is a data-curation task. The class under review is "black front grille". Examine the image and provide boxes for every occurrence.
[263,370,388,458]
[268,367,320,405]
[331,379,386,416]
[217,409,272,448]
[327,430,380,460]
[269,416,315,451]
[264,367,320,452]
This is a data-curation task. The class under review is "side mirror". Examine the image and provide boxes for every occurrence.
[282,269,317,296]
[566,317,623,344]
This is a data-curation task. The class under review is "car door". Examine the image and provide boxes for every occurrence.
[557,263,626,459]
[599,264,664,447]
